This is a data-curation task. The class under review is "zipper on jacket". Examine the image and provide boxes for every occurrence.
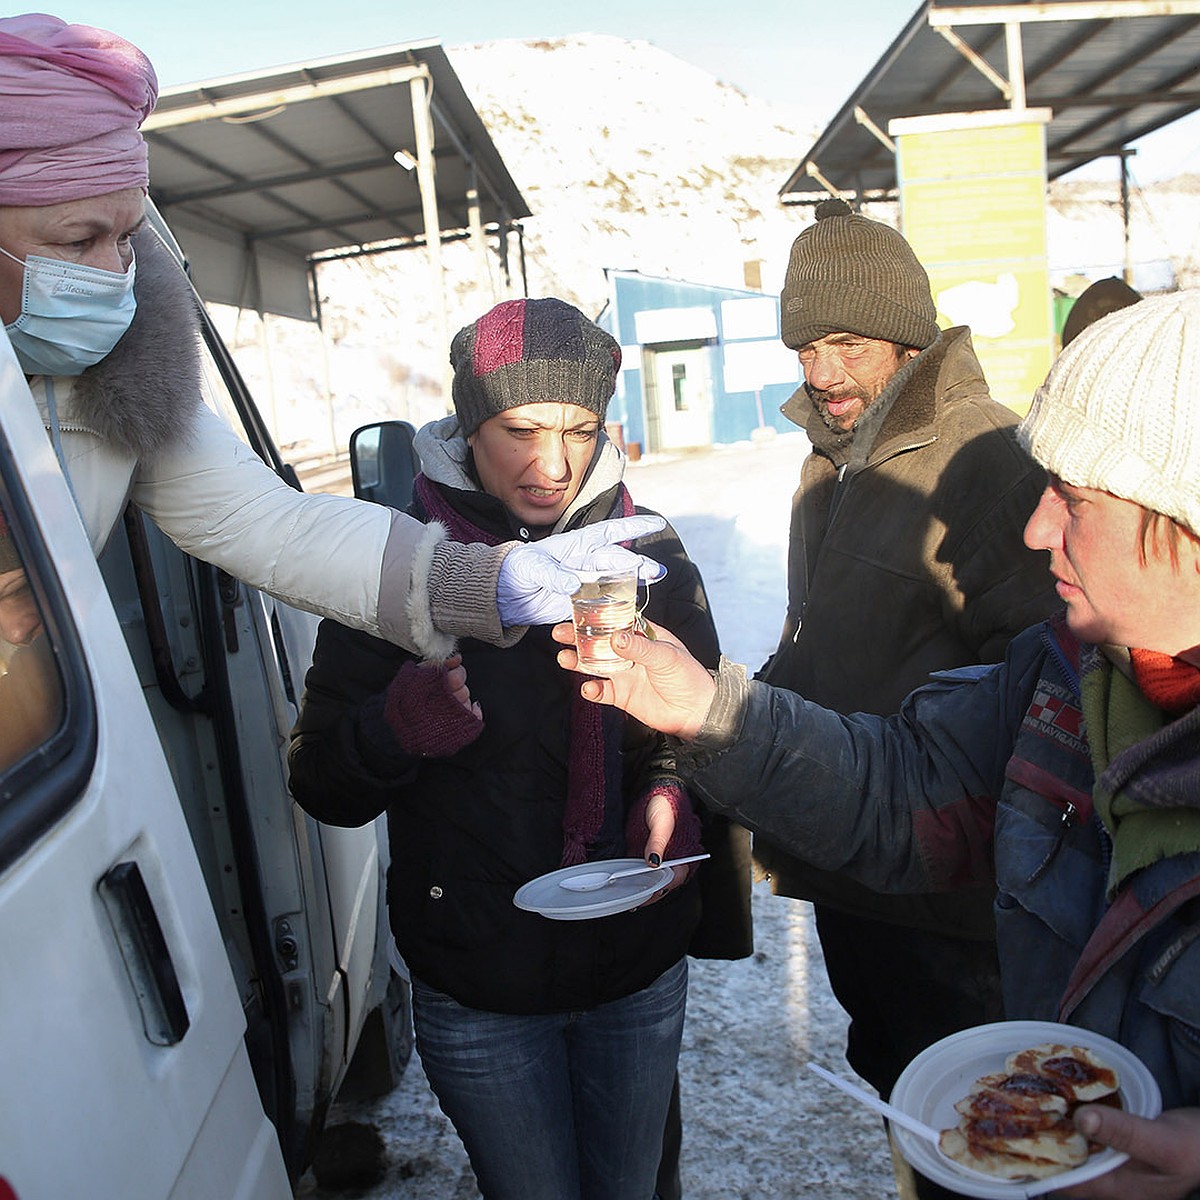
[1026,799,1078,885]
[42,377,83,510]
[1040,621,1082,695]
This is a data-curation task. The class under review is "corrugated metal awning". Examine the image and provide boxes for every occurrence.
[781,0,1200,203]
[144,40,530,321]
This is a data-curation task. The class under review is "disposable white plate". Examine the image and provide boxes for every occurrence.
[890,1020,1162,1199]
[513,857,675,921]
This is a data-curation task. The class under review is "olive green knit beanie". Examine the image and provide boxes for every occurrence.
[780,198,939,351]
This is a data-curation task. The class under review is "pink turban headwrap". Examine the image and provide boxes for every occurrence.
[0,13,159,206]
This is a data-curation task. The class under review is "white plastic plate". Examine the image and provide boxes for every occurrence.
[513,857,675,921]
[890,1020,1162,1199]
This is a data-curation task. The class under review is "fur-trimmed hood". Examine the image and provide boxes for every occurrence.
[64,223,205,461]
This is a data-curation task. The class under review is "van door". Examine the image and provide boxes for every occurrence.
[170,250,395,1161]
[0,344,291,1199]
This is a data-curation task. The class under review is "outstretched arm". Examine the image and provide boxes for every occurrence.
[494,514,667,626]
[138,408,668,656]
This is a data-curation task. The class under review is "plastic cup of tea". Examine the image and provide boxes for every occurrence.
[571,568,639,675]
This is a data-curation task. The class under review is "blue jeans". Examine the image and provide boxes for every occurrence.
[411,958,688,1200]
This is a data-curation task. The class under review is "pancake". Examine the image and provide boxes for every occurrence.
[938,1126,1087,1181]
[938,1042,1119,1182]
[1004,1043,1120,1103]
[954,1072,1070,1119]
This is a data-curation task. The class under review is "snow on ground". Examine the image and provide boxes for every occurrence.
[295,430,899,1199]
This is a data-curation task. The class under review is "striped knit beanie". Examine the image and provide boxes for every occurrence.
[781,198,939,351]
[450,297,621,436]
[1019,289,1200,537]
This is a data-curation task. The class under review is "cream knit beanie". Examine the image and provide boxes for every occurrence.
[1019,289,1200,536]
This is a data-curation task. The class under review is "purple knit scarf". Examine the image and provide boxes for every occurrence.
[413,473,633,865]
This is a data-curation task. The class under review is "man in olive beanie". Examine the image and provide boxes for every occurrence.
[755,198,1060,1200]
[780,198,940,352]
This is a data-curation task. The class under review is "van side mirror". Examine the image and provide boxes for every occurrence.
[349,421,421,510]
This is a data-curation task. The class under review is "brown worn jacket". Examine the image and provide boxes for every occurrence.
[754,326,1060,938]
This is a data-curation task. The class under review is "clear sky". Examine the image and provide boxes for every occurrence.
[45,0,1200,181]
[49,0,910,112]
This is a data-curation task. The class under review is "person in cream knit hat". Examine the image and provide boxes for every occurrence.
[559,291,1200,1200]
[1022,289,1199,539]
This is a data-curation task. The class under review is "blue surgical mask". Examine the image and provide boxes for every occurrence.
[1,246,138,377]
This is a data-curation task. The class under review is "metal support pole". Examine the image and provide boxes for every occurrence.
[496,210,512,294]
[466,164,493,300]
[517,223,529,298]
[1005,21,1027,110]
[410,70,450,407]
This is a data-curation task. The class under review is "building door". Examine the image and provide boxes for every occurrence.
[645,345,713,451]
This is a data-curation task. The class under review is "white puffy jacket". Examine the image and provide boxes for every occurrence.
[28,226,510,659]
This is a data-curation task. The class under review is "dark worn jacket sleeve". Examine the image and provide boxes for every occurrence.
[623,512,721,786]
[287,618,421,827]
[679,633,1043,896]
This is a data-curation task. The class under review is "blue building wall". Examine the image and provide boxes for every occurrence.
[596,271,801,452]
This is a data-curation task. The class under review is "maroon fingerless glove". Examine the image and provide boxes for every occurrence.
[625,777,704,860]
[374,658,484,758]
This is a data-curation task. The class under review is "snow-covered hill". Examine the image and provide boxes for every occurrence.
[211,33,1200,457]
[449,34,813,311]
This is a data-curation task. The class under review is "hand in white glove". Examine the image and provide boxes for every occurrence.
[496,514,668,627]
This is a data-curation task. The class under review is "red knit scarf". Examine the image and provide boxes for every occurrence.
[1130,647,1200,715]
[413,473,634,865]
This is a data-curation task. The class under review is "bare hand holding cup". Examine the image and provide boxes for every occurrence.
[552,617,716,739]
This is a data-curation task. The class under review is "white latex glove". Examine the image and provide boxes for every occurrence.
[496,515,668,627]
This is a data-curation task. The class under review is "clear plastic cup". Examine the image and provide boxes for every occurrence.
[570,568,638,675]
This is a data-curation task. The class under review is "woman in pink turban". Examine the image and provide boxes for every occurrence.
[0,13,663,658]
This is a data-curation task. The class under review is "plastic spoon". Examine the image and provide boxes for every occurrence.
[807,1063,1013,1184]
[558,853,711,892]
[806,1062,940,1146]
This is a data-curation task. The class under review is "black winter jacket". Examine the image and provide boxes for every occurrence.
[288,470,726,1014]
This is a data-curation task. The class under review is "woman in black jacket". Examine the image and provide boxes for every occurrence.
[288,298,727,1200]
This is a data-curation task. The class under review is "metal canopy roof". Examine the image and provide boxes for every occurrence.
[143,40,531,321]
[781,0,1200,202]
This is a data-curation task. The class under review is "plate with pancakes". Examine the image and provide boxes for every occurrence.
[889,1021,1161,1198]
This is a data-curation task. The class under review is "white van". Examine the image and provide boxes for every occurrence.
[0,211,407,1198]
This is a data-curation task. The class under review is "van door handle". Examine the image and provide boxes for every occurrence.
[98,861,190,1046]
